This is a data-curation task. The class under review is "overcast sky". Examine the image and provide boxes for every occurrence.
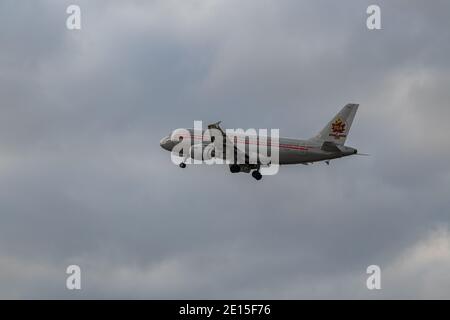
[1,0,449,299]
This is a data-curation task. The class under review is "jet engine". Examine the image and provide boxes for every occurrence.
[189,144,215,161]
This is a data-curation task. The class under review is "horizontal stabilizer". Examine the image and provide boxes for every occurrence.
[321,141,345,153]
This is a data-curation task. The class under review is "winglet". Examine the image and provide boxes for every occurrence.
[207,121,225,135]
[207,121,222,129]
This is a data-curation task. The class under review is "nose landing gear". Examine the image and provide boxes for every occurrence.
[179,162,186,168]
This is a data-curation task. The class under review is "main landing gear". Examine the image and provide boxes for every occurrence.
[179,162,186,168]
[229,164,262,181]
[251,170,262,181]
[229,164,240,173]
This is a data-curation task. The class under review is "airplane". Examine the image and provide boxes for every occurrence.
[160,103,365,180]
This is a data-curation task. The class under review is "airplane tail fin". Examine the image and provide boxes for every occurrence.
[311,103,359,145]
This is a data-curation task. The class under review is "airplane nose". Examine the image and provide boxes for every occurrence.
[160,136,172,151]
[160,136,168,147]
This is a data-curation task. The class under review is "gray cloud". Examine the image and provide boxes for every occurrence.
[0,0,449,299]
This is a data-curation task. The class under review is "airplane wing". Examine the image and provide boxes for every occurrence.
[206,121,270,165]
[207,121,248,164]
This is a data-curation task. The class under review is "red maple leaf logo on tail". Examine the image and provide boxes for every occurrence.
[331,118,346,134]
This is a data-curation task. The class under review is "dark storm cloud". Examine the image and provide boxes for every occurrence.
[0,0,449,298]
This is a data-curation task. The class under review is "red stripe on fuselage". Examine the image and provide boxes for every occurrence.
[174,134,311,151]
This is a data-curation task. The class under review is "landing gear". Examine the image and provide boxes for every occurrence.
[252,170,262,181]
[229,164,241,173]
[229,163,262,180]
[179,162,186,168]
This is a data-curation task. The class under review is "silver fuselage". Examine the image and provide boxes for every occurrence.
[160,129,357,165]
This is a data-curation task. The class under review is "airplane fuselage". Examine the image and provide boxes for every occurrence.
[160,130,357,165]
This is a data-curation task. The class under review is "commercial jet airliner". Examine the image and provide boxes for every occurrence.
[160,104,365,180]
